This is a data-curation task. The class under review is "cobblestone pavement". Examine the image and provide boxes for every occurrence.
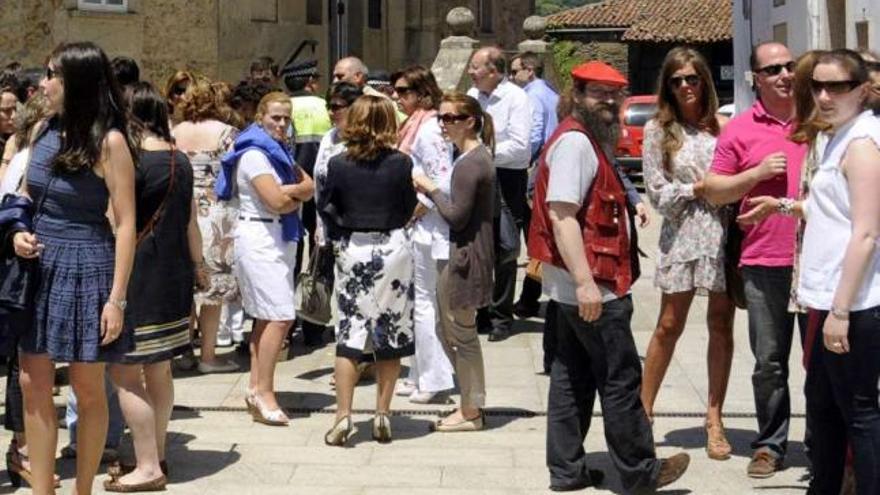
[0,204,810,494]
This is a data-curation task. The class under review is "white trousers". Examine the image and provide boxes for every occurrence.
[407,240,454,392]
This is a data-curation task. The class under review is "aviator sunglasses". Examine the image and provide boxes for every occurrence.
[756,61,796,76]
[437,113,469,124]
[669,74,700,88]
[810,79,862,95]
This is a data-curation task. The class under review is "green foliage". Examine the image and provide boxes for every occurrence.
[551,40,587,91]
[537,0,603,16]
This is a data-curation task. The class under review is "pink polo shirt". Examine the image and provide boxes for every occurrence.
[710,100,807,267]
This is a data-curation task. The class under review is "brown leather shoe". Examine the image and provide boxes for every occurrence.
[655,452,690,489]
[747,451,781,478]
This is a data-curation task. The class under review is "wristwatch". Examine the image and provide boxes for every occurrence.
[106,298,127,311]
[830,306,850,321]
[777,198,795,216]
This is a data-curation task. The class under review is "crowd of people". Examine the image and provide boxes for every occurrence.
[0,37,879,495]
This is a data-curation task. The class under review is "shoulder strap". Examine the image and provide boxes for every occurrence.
[136,147,177,245]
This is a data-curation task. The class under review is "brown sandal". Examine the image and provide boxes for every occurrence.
[6,440,61,488]
[103,474,167,492]
[706,421,732,460]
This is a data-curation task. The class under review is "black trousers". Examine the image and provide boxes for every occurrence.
[546,297,660,492]
[542,300,558,373]
[806,308,880,495]
[480,168,528,332]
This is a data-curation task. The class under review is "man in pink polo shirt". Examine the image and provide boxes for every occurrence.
[704,41,807,479]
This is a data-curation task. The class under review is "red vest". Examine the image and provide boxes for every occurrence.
[527,116,633,297]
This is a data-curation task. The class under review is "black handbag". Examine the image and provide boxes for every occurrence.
[724,210,747,310]
[0,194,37,315]
[494,180,520,256]
[295,245,334,325]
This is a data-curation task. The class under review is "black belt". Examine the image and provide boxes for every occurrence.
[238,215,281,223]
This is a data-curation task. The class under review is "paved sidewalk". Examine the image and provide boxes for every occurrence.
[0,206,811,494]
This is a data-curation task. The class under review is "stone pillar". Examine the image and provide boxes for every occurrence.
[517,15,558,89]
[430,7,479,92]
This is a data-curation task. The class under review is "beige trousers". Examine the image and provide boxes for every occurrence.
[436,265,486,409]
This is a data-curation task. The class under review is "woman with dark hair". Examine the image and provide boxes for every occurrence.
[319,95,417,446]
[413,92,496,432]
[639,46,735,460]
[742,48,880,495]
[172,75,240,374]
[220,91,313,426]
[102,81,204,491]
[11,41,138,494]
[391,65,455,403]
[313,82,362,245]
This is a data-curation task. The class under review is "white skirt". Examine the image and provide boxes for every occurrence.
[234,221,297,321]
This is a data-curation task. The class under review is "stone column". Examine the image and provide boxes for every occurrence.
[430,7,479,92]
[517,15,558,89]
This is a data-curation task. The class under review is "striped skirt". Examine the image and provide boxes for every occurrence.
[117,316,191,365]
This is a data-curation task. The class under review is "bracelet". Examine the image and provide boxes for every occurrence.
[777,198,795,216]
[106,298,127,311]
[830,306,850,321]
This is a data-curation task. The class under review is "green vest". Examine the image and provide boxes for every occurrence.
[290,94,332,144]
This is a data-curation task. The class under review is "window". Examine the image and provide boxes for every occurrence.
[772,22,788,45]
[856,21,869,50]
[479,0,493,33]
[772,0,785,6]
[307,0,322,25]
[368,0,381,29]
[78,0,127,12]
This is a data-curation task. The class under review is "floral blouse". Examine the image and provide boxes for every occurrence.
[642,119,728,268]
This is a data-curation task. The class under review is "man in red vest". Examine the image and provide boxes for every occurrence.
[529,61,690,492]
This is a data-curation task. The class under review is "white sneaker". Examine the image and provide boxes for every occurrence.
[409,390,437,404]
[394,380,416,397]
[216,334,233,347]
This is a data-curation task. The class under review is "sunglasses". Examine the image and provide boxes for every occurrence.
[669,75,700,88]
[756,61,796,76]
[437,113,469,124]
[327,102,349,112]
[394,86,416,95]
[171,85,187,97]
[866,61,880,72]
[810,79,862,95]
[45,66,59,81]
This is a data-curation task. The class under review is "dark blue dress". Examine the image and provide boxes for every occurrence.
[19,121,134,362]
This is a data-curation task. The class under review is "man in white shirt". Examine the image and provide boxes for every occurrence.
[467,46,533,342]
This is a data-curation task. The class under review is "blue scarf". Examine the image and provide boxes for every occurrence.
[216,124,303,243]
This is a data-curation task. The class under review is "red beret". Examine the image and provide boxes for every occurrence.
[571,61,628,87]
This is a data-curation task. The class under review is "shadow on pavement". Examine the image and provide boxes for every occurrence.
[657,426,809,467]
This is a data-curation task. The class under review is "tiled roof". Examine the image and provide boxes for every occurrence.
[547,0,732,44]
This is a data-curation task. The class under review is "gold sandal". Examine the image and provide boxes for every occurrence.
[324,416,353,446]
[706,421,732,460]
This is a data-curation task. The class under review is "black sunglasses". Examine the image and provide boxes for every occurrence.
[756,61,796,76]
[437,113,469,124]
[810,79,862,95]
[866,61,880,72]
[394,86,416,95]
[669,75,700,88]
[45,66,58,81]
[327,102,349,112]
[171,85,187,97]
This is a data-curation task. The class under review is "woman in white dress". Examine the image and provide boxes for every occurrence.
[391,66,455,403]
[220,92,314,425]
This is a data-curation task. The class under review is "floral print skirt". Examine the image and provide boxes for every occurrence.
[654,256,726,295]
[332,228,415,361]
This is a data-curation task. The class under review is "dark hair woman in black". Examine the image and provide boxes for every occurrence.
[11,41,138,494]
[103,82,205,492]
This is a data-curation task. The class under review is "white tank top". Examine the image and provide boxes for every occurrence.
[798,111,880,310]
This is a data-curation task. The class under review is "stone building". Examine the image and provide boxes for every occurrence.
[0,0,534,87]
[546,0,733,100]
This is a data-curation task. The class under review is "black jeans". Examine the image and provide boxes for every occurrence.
[742,265,808,459]
[546,297,660,492]
[806,307,880,495]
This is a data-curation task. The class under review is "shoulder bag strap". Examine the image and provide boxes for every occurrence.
[136,146,177,245]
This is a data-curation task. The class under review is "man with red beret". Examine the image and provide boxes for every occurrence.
[529,60,690,492]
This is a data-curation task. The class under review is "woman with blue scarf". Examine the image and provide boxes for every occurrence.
[216,92,314,426]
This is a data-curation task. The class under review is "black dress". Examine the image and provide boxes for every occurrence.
[120,149,195,364]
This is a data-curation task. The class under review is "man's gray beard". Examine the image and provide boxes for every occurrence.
[574,105,620,159]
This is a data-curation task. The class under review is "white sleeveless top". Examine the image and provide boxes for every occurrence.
[798,111,880,310]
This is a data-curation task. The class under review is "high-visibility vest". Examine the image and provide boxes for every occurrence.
[290,95,332,144]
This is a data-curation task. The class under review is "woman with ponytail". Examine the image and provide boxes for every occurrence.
[413,92,495,432]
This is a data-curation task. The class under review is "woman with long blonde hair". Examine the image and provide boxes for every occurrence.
[639,47,736,460]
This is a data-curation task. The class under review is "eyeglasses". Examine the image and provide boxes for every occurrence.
[393,86,415,96]
[810,79,862,95]
[669,75,701,89]
[327,102,349,112]
[437,113,469,124]
[756,61,796,76]
[45,66,59,81]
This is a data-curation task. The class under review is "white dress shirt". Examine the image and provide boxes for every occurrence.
[468,79,532,170]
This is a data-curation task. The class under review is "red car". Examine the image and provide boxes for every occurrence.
[615,95,658,180]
